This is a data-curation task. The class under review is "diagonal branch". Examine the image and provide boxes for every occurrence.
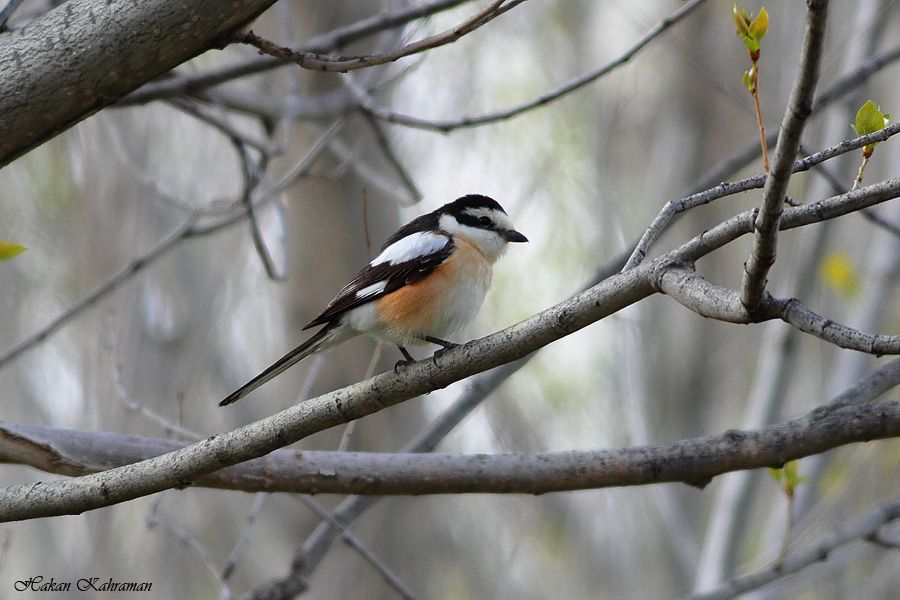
[741,0,830,311]
[0,172,896,522]
[684,501,900,600]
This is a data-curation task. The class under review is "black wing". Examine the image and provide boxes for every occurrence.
[303,236,454,329]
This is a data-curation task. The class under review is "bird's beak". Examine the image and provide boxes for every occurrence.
[502,229,528,243]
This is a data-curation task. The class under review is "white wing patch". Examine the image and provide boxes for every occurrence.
[370,231,449,266]
[354,280,388,299]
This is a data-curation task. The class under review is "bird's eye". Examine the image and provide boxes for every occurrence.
[477,216,492,227]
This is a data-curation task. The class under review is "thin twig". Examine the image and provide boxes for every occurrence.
[231,137,285,281]
[0,122,342,371]
[683,502,900,600]
[168,99,273,154]
[295,495,418,600]
[623,122,900,271]
[0,217,195,371]
[119,0,474,105]
[751,65,770,172]
[241,0,515,73]
[852,153,870,190]
[146,497,232,597]
[803,145,900,238]
[741,0,830,311]
[338,341,384,452]
[360,109,422,204]
[221,493,268,581]
[354,0,707,132]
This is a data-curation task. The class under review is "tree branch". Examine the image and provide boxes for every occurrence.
[741,0,829,310]
[0,172,896,522]
[657,267,900,354]
[623,122,900,271]
[684,501,900,600]
[240,0,520,73]
[0,122,343,371]
[353,0,707,132]
[119,0,475,105]
[2,397,897,495]
[0,0,278,166]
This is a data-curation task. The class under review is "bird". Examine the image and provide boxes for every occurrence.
[219,194,527,406]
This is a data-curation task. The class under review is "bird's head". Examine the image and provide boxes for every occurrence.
[437,194,528,262]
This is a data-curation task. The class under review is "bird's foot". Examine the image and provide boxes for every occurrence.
[394,346,416,374]
[394,358,414,374]
[430,341,460,366]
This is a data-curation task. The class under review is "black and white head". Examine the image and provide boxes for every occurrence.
[436,195,527,261]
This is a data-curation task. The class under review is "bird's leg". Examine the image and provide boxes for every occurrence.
[394,346,416,373]
[425,336,460,365]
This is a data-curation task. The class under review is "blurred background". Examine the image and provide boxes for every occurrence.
[1,0,899,598]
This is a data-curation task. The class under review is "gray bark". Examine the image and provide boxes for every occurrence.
[0,0,276,166]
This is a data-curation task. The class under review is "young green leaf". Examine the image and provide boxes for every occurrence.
[742,69,755,93]
[733,4,750,36]
[0,241,28,260]
[733,4,768,54]
[853,100,892,157]
[748,7,768,41]
[853,100,890,136]
[770,461,806,496]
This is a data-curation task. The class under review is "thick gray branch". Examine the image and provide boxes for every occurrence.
[741,0,829,310]
[0,0,277,166]
[2,399,897,495]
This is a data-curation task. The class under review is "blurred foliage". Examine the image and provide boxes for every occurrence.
[818,250,861,299]
[0,241,27,260]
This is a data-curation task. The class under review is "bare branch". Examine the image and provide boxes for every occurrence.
[360,110,423,204]
[294,495,418,600]
[1,397,897,495]
[656,267,900,354]
[623,123,900,271]
[240,0,519,73]
[0,167,894,522]
[741,0,830,311]
[354,0,706,132]
[0,122,343,371]
[230,138,286,281]
[684,502,900,600]
[146,497,230,595]
[119,0,474,105]
[0,0,278,166]
[0,217,197,371]
[221,493,268,581]
[673,177,900,264]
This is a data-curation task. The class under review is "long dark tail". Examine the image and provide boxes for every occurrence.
[218,326,335,406]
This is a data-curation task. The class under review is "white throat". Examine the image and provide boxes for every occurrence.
[438,213,509,262]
